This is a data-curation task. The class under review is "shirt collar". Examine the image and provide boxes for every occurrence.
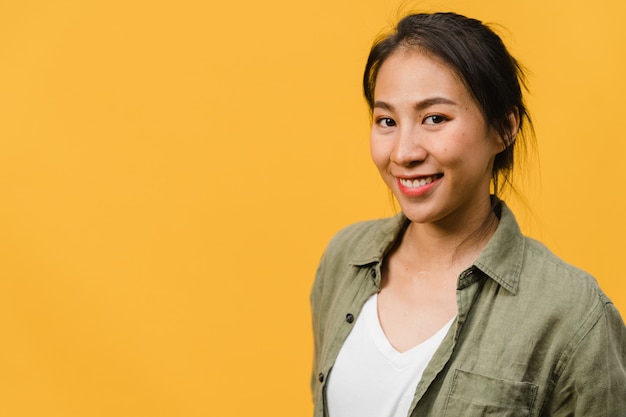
[471,200,525,294]
[347,199,525,295]
[347,212,408,267]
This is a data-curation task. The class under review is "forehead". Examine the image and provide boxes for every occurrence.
[374,48,473,102]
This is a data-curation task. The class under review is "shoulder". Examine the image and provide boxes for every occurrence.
[521,236,610,305]
[522,239,626,399]
[514,235,623,353]
[322,214,406,265]
[312,214,405,297]
[482,201,616,330]
[485,201,610,308]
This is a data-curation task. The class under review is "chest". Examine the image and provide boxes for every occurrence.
[315,272,564,417]
[377,259,459,352]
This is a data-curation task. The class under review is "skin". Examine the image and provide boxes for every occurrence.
[370,48,508,352]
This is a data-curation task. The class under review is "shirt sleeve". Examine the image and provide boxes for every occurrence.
[548,300,626,416]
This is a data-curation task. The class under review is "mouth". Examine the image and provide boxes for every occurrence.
[398,174,443,189]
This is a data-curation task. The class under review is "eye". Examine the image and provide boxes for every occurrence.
[376,117,396,128]
[423,114,447,125]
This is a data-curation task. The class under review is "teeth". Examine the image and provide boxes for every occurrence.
[399,176,439,188]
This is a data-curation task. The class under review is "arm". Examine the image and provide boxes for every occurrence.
[548,301,626,416]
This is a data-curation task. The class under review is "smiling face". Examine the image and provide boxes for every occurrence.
[370,48,504,230]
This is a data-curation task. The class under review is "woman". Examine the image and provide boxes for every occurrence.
[311,12,626,417]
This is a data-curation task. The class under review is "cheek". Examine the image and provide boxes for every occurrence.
[369,138,388,170]
[370,133,397,171]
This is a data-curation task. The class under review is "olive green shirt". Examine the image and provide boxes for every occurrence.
[311,202,626,416]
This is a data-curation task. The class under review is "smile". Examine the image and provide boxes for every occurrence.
[398,175,442,189]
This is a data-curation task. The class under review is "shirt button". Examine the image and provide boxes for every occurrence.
[345,313,354,323]
[318,373,324,383]
[370,269,377,279]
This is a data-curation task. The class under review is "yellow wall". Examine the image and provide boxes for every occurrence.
[0,0,624,415]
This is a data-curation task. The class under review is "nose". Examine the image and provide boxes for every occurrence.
[390,126,427,167]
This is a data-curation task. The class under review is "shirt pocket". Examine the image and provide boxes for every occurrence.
[443,369,538,417]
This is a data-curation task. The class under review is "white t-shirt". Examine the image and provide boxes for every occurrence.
[326,293,454,417]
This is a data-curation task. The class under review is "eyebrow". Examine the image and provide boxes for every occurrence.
[373,97,457,112]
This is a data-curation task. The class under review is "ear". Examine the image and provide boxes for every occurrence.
[502,107,520,150]
[492,107,520,153]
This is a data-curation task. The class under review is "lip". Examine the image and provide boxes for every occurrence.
[395,174,442,197]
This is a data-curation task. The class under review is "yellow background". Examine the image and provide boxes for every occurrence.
[1,0,624,415]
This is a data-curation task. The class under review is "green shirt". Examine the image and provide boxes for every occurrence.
[311,201,626,416]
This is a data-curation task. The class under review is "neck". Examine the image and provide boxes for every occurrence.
[401,200,498,271]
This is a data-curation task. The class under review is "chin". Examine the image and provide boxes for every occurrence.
[397,204,440,224]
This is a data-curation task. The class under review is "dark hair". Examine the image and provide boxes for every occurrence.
[363,12,532,194]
